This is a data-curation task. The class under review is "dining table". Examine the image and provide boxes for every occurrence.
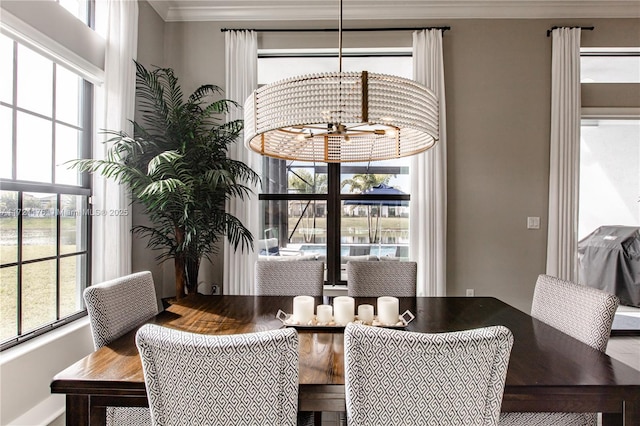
[51,294,640,426]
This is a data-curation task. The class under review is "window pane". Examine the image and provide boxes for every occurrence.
[59,254,85,317]
[16,112,52,183]
[579,119,640,239]
[16,44,53,117]
[56,66,82,126]
[0,191,18,265]
[260,199,327,259]
[340,159,410,194]
[0,105,12,179]
[581,55,640,83]
[58,0,88,24]
[60,194,87,254]
[258,54,413,85]
[55,124,81,185]
[22,192,57,261]
[0,266,17,341]
[340,200,409,275]
[21,259,57,333]
[0,34,13,104]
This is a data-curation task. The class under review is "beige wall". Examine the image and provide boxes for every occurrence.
[136,6,640,312]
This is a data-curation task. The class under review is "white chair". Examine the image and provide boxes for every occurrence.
[347,260,417,297]
[344,323,514,426]
[255,260,324,296]
[135,324,299,426]
[499,274,620,426]
[83,271,159,425]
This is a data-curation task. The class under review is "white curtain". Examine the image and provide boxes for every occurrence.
[224,30,261,295]
[92,0,138,283]
[411,29,447,297]
[546,28,581,282]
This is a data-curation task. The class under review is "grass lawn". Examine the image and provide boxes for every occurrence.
[1,215,84,342]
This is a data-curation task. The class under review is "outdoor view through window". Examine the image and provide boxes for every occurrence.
[0,32,91,349]
[258,49,413,282]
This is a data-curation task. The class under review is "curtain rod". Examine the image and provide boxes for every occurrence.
[221,26,451,33]
[546,26,594,37]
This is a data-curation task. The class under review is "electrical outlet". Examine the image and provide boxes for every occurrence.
[527,216,540,230]
[211,284,221,295]
[466,289,474,297]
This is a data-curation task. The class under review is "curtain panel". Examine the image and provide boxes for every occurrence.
[546,28,581,282]
[92,0,138,283]
[411,29,447,296]
[223,30,260,295]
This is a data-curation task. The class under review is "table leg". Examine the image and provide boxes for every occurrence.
[624,399,639,426]
[90,406,106,426]
[602,412,622,426]
[65,395,89,426]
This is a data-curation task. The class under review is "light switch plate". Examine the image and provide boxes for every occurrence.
[527,216,540,230]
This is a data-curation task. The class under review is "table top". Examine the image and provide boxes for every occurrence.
[51,295,640,404]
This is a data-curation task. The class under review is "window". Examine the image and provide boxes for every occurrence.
[56,0,92,26]
[579,118,640,239]
[581,48,640,83]
[578,47,640,242]
[258,49,412,284]
[0,33,92,350]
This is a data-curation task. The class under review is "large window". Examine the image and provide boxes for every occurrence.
[0,33,92,350]
[258,49,412,284]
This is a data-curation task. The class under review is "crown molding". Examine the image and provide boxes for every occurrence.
[146,0,640,22]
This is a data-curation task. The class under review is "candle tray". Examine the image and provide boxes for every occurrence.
[276,309,415,330]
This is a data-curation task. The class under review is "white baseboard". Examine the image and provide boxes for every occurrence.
[7,395,65,426]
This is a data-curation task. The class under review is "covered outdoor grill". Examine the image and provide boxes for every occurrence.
[578,226,640,307]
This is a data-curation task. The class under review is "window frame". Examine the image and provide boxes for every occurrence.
[0,34,93,351]
[258,49,413,285]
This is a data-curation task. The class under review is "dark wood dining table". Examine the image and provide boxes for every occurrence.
[51,295,640,426]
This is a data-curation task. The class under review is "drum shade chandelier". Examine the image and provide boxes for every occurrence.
[243,0,439,163]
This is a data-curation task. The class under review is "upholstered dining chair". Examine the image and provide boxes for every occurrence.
[344,323,514,426]
[83,271,158,426]
[347,260,417,297]
[254,260,323,426]
[255,260,324,296]
[135,324,299,426]
[499,274,620,426]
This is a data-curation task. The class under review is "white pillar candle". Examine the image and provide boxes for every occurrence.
[316,304,333,323]
[293,295,314,324]
[357,304,374,324]
[333,296,355,325]
[377,296,399,325]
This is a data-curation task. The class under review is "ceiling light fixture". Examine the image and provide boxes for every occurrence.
[244,0,439,163]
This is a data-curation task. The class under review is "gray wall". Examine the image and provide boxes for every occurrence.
[137,5,640,312]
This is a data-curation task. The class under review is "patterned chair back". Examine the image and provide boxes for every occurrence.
[255,260,324,296]
[531,274,619,352]
[347,261,417,297]
[83,271,159,350]
[83,271,158,426]
[136,324,299,426]
[498,275,619,425]
[344,323,514,426]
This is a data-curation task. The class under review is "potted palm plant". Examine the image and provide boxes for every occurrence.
[70,62,259,298]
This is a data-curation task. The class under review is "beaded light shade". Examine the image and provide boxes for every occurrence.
[243,1,439,163]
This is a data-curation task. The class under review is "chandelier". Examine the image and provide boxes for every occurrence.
[243,1,439,163]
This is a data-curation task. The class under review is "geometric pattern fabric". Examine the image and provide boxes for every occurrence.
[499,274,619,426]
[255,260,325,296]
[83,270,159,350]
[530,274,619,352]
[347,261,417,297]
[135,324,300,426]
[83,271,159,426]
[344,323,514,426]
